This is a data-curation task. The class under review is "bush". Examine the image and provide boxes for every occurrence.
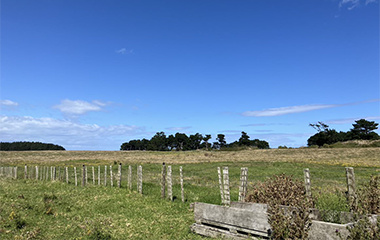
[245,174,314,239]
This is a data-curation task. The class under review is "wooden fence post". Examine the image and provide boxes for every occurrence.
[58,167,61,181]
[51,166,53,180]
[82,165,86,186]
[217,167,224,204]
[85,166,88,185]
[98,166,101,185]
[117,163,122,188]
[223,167,230,206]
[304,168,312,197]
[137,165,142,194]
[110,165,114,187]
[92,166,95,185]
[167,165,173,201]
[238,167,248,202]
[128,165,132,190]
[161,163,166,199]
[14,167,18,179]
[24,165,27,179]
[46,166,49,180]
[180,166,184,203]
[35,166,39,180]
[104,166,107,186]
[74,167,78,186]
[53,167,56,181]
[346,167,357,211]
[66,167,69,184]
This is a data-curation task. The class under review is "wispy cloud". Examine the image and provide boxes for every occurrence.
[325,116,380,125]
[0,116,145,150]
[242,99,380,117]
[241,123,293,127]
[242,104,337,117]
[165,126,192,131]
[53,99,109,115]
[0,100,18,106]
[339,0,377,10]
[116,48,133,54]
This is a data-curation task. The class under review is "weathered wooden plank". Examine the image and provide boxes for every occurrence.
[223,167,230,205]
[191,223,262,240]
[193,202,270,234]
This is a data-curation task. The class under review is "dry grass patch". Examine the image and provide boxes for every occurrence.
[1,148,379,167]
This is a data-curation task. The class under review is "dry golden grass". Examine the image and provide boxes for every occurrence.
[1,148,379,167]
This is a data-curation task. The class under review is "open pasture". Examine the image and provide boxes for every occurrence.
[1,148,379,239]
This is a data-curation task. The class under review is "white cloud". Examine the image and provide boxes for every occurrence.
[339,0,377,9]
[242,99,380,117]
[116,48,127,54]
[53,99,108,115]
[0,116,145,150]
[242,104,337,117]
[0,100,18,106]
[165,126,192,131]
[325,116,380,125]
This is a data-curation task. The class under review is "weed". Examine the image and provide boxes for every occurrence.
[315,191,349,223]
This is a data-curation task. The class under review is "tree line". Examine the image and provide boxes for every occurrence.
[307,119,379,147]
[0,141,66,151]
[120,131,269,151]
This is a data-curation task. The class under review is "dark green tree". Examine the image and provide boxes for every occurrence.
[203,134,212,150]
[215,134,226,149]
[239,131,251,146]
[348,119,380,140]
[174,133,189,151]
[148,132,168,151]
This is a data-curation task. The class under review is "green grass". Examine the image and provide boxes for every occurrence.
[1,155,379,239]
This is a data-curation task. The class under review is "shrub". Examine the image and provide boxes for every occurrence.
[245,174,314,239]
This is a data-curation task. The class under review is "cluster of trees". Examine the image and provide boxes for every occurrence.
[120,131,269,151]
[307,119,379,147]
[0,141,66,151]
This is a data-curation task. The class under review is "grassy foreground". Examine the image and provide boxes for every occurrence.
[1,148,379,239]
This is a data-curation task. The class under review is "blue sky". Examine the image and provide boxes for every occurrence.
[1,0,379,150]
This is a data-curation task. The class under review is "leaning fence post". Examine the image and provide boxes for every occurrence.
[74,167,78,186]
[128,165,132,190]
[238,167,248,202]
[161,163,166,199]
[104,166,107,186]
[117,163,122,188]
[92,166,95,185]
[180,166,184,203]
[217,167,224,204]
[304,168,312,197]
[223,167,230,206]
[167,165,173,201]
[346,167,357,211]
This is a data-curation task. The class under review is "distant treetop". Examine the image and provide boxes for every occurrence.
[0,141,66,151]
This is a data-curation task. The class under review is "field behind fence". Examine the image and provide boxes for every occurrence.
[0,149,379,239]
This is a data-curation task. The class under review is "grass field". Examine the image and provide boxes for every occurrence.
[1,148,379,239]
